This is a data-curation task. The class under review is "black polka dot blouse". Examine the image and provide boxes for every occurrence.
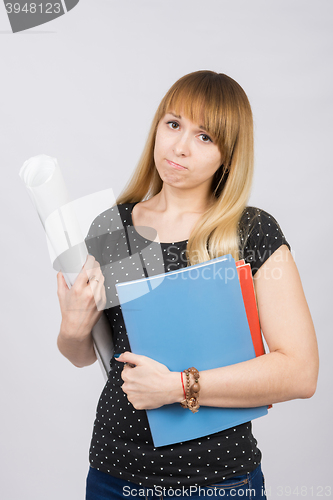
[85,203,290,488]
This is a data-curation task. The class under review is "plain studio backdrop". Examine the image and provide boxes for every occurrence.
[0,1,332,499]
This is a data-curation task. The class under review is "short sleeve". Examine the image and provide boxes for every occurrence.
[239,207,291,275]
[85,205,126,265]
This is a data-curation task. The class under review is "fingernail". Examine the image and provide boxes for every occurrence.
[114,353,121,359]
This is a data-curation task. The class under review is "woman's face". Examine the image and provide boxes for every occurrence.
[154,112,222,196]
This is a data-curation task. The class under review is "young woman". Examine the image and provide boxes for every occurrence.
[57,71,319,499]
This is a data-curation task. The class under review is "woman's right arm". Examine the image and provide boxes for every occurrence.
[56,255,106,368]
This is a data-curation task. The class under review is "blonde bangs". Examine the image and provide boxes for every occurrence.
[155,72,248,173]
[159,76,223,147]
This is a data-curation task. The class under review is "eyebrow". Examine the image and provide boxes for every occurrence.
[168,112,182,119]
[167,112,207,132]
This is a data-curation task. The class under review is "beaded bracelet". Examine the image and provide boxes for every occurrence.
[180,367,200,413]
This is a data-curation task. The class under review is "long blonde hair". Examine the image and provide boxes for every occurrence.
[117,70,254,264]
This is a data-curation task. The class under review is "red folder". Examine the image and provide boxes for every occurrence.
[236,260,265,357]
[236,260,272,409]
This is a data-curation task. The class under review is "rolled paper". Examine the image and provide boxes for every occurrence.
[19,154,115,379]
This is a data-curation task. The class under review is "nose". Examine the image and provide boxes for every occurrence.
[173,132,190,157]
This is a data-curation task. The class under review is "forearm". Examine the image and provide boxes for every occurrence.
[118,347,318,410]
[57,322,97,368]
[183,351,317,408]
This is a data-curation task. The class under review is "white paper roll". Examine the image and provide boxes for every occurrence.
[20,154,114,380]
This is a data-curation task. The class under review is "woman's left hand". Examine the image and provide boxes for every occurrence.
[116,352,183,410]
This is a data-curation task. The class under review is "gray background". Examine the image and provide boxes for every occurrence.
[0,1,332,499]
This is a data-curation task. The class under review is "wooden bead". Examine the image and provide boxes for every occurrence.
[180,366,200,413]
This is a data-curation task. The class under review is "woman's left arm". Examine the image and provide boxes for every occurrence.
[119,245,319,409]
[198,244,319,407]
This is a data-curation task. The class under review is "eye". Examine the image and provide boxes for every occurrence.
[167,121,180,130]
[199,133,212,143]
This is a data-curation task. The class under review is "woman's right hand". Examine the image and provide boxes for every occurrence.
[57,255,107,342]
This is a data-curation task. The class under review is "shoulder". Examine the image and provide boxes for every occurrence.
[239,206,287,239]
[85,203,136,264]
[85,203,135,240]
[239,206,291,274]
[240,206,282,228]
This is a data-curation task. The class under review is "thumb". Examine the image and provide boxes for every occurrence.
[116,351,144,366]
[57,271,69,292]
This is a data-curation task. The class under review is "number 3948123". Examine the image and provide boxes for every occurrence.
[5,3,61,14]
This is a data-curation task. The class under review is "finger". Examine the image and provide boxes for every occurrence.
[87,274,106,309]
[120,366,134,383]
[86,263,104,286]
[94,279,107,311]
[98,284,107,311]
[123,361,136,370]
[87,274,101,286]
[121,383,130,398]
[116,351,145,366]
[85,254,102,274]
[57,271,69,293]
[75,255,98,288]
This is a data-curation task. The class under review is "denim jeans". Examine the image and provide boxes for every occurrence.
[86,464,267,499]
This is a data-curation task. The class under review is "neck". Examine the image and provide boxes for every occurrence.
[153,185,214,215]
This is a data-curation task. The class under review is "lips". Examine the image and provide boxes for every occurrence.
[166,160,187,170]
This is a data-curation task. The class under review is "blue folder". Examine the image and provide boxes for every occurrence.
[116,255,268,447]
